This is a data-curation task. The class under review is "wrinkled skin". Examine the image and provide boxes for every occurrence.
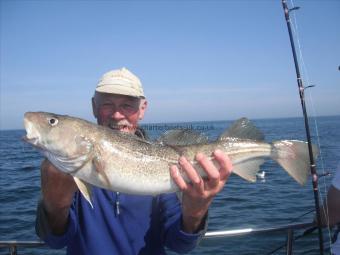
[41,92,233,234]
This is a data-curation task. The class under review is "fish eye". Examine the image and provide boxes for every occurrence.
[48,118,58,126]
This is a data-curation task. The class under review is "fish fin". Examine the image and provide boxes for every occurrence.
[176,191,183,203]
[157,129,208,146]
[232,158,265,182]
[73,177,93,208]
[115,130,154,145]
[271,140,319,185]
[218,118,264,141]
[168,145,187,156]
[93,156,111,188]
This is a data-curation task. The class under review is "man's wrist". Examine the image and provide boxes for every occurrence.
[41,200,70,235]
[181,211,208,234]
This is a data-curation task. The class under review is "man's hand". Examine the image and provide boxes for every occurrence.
[40,159,78,234]
[170,150,233,233]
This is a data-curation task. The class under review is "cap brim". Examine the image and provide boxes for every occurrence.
[95,85,145,98]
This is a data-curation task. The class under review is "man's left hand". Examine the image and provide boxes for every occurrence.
[170,149,233,233]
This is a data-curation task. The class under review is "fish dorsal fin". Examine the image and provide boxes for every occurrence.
[114,129,153,145]
[157,129,208,146]
[218,118,264,141]
[73,176,94,208]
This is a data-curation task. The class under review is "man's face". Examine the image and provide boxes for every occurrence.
[92,93,147,133]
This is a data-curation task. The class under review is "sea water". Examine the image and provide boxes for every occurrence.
[1,116,339,255]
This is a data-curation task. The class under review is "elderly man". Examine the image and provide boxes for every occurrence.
[36,67,233,255]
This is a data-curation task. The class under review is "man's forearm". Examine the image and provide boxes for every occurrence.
[39,159,77,235]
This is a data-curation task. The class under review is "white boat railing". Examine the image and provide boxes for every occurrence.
[0,221,317,255]
[0,240,45,255]
[204,222,314,238]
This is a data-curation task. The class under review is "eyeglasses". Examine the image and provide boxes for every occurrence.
[99,102,139,116]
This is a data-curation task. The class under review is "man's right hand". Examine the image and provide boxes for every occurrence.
[40,159,78,235]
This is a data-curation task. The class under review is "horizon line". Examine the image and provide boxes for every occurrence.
[2,114,339,132]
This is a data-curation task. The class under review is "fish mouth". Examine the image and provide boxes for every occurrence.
[22,135,37,143]
[22,135,39,145]
[22,135,45,151]
[23,115,42,148]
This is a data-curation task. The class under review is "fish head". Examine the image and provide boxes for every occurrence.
[23,112,93,173]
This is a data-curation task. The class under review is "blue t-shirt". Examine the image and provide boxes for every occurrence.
[36,187,205,255]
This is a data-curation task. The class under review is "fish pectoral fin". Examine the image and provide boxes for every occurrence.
[92,156,111,188]
[232,158,265,182]
[73,177,94,208]
[92,155,104,172]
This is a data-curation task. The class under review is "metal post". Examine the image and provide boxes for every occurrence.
[9,245,17,255]
[286,229,294,255]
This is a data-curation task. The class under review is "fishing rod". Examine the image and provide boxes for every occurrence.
[281,0,324,254]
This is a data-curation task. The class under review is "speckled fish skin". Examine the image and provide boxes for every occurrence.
[23,112,317,196]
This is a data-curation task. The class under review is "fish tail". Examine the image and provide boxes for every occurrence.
[271,140,319,185]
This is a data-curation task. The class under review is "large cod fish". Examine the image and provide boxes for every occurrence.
[23,112,318,207]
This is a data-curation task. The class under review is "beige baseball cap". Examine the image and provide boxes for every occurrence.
[95,67,145,98]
